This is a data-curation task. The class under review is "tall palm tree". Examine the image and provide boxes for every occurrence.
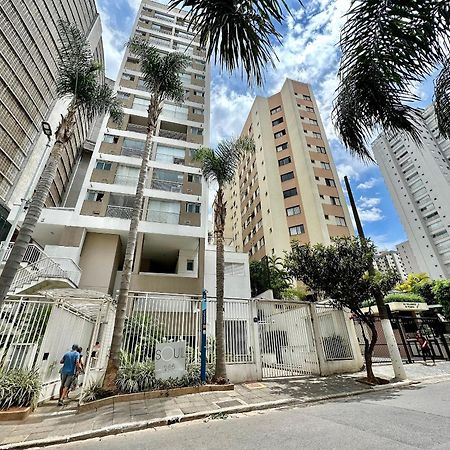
[194,137,254,382]
[103,40,190,389]
[333,1,450,159]
[169,0,295,85]
[0,20,123,306]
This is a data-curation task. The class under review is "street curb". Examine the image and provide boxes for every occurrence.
[3,375,450,450]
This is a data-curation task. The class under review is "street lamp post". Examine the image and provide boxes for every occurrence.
[0,122,53,263]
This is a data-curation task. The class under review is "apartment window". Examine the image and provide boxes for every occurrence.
[289,224,305,236]
[270,106,282,115]
[187,173,201,183]
[283,188,298,198]
[103,134,119,144]
[272,117,284,126]
[280,172,294,182]
[286,205,301,216]
[313,132,322,139]
[278,156,291,166]
[331,197,341,206]
[86,191,104,202]
[303,94,311,100]
[192,107,204,115]
[321,162,331,170]
[117,92,130,99]
[133,96,150,111]
[122,73,135,81]
[186,202,201,213]
[336,216,346,226]
[310,119,318,125]
[276,142,288,152]
[193,90,205,97]
[306,106,314,112]
[317,146,326,153]
[194,74,205,80]
[325,178,336,187]
[274,129,286,139]
[191,127,203,135]
[95,161,112,171]
[256,203,261,213]
[186,260,194,271]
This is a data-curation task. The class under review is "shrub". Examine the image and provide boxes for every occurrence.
[80,382,112,403]
[384,293,425,304]
[432,280,450,318]
[0,369,41,410]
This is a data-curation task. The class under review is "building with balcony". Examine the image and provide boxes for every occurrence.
[8,0,210,297]
[224,79,353,261]
[373,105,450,279]
[373,250,408,281]
[0,1,105,239]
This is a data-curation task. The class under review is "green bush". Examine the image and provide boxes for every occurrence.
[432,280,450,318]
[0,369,41,410]
[80,382,112,403]
[384,293,425,304]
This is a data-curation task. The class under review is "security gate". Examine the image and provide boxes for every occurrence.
[257,301,319,378]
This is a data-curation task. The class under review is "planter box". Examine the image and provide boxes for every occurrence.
[0,406,32,421]
[78,384,234,413]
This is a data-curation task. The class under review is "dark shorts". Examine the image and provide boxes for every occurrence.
[61,372,75,389]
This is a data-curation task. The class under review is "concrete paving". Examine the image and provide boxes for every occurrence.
[0,362,449,449]
[52,379,450,450]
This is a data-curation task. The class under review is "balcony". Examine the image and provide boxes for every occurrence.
[147,209,180,225]
[149,37,171,48]
[114,174,138,186]
[150,179,183,192]
[121,146,145,158]
[106,205,134,219]
[126,123,147,134]
[158,129,187,141]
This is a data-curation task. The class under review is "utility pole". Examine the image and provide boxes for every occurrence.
[344,176,407,381]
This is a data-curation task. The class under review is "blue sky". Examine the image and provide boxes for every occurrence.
[97,0,435,250]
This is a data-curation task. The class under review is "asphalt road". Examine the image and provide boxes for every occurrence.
[48,380,450,450]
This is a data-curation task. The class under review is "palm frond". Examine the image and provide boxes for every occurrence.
[194,136,254,186]
[128,38,190,102]
[333,0,450,159]
[84,84,124,124]
[435,56,450,139]
[169,0,298,85]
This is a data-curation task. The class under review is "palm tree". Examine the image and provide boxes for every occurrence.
[194,137,254,382]
[102,40,190,390]
[169,0,294,85]
[333,1,450,159]
[0,20,123,306]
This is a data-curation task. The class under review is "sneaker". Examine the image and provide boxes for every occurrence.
[58,400,64,406]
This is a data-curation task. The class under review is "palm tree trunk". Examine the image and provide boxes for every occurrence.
[213,187,227,382]
[103,95,160,390]
[0,111,75,306]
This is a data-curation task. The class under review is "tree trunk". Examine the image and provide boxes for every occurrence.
[213,187,227,382]
[359,317,377,384]
[103,95,160,390]
[0,111,75,306]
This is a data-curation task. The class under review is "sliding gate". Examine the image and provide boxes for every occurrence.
[257,301,319,378]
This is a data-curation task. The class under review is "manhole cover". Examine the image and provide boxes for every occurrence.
[215,400,244,408]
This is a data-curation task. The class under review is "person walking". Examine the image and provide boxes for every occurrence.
[416,331,435,365]
[58,344,81,406]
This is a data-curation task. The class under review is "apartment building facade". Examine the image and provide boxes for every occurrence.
[373,250,408,281]
[396,240,421,275]
[373,105,450,279]
[225,79,353,261]
[13,0,210,296]
[0,0,104,226]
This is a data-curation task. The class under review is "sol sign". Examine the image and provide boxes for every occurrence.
[155,341,186,380]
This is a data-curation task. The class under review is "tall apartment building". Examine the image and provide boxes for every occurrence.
[373,250,408,281]
[15,0,210,296]
[396,240,421,275]
[225,79,353,260]
[0,0,104,237]
[373,105,450,279]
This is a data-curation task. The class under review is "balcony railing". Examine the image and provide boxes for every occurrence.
[147,210,180,225]
[106,205,134,219]
[126,123,147,134]
[154,14,175,23]
[114,175,139,186]
[149,37,171,48]
[150,179,183,192]
[121,146,145,158]
[151,26,172,35]
[158,129,187,141]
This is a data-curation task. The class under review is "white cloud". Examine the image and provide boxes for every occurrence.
[370,234,405,251]
[358,196,381,208]
[357,177,379,190]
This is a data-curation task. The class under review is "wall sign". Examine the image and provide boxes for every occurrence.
[155,341,186,380]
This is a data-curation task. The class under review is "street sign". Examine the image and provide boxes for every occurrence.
[155,341,186,380]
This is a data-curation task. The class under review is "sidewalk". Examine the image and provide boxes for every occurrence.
[1,362,449,449]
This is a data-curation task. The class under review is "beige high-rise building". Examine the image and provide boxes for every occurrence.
[225,79,353,260]
[0,0,104,235]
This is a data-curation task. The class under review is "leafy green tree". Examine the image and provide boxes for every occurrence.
[396,273,431,293]
[0,21,123,306]
[284,237,398,383]
[103,40,190,390]
[194,137,254,382]
[412,281,436,305]
[250,256,292,298]
[432,280,450,318]
[333,1,450,158]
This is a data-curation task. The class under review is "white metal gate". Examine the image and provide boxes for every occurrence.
[257,301,319,378]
